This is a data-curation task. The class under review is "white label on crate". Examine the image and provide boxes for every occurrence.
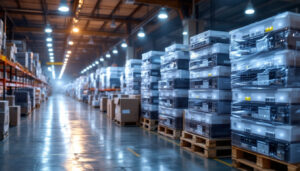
[122,109,130,114]
[257,73,269,86]
[203,80,209,88]
[202,103,209,112]
[258,106,271,120]
[196,125,203,135]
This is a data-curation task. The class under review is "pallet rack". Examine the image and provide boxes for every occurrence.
[0,55,47,100]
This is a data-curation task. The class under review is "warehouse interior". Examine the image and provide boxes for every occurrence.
[0,0,300,170]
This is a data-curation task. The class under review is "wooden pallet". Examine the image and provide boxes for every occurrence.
[157,124,181,139]
[180,131,231,158]
[142,118,158,131]
[232,146,300,171]
[114,120,139,127]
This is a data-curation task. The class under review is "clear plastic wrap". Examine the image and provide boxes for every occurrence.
[190,66,231,79]
[141,63,160,70]
[160,59,189,72]
[142,96,159,105]
[125,59,142,68]
[141,69,160,77]
[159,90,189,108]
[142,51,164,64]
[231,50,300,88]
[141,90,159,97]
[142,104,159,119]
[232,131,300,163]
[141,82,158,90]
[231,115,300,142]
[189,54,230,70]
[190,30,230,50]
[165,43,188,52]
[185,110,231,138]
[159,89,189,97]
[141,76,160,83]
[161,51,190,65]
[161,70,189,79]
[189,89,231,101]
[230,12,300,59]
[159,106,184,129]
[188,98,231,115]
[232,88,300,104]
[158,79,189,90]
[190,43,229,61]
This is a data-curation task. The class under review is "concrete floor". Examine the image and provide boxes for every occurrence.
[0,95,235,171]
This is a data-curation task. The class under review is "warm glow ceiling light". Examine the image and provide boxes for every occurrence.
[45,26,52,33]
[72,27,79,33]
[121,40,127,48]
[58,0,69,12]
[67,50,71,54]
[68,41,74,45]
[182,31,188,35]
[46,37,52,42]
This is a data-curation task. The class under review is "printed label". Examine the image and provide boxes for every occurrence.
[258,106,271,120]
[257,73,269,86]
[122,109,130,114]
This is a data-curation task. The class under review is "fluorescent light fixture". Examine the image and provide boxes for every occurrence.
[46,37,52,42]
[158,8,168,19]
[67,50,71,54]
[48,48,53,52]
[121,41,127,48]
[72,27,79,33]
[47,43,52,47]
[106,53,111,58]
[245,0,255,15]
[137,28,145,38]
[100,58,104,62]
[45,27,52,33]
[49,53,54,56]
[68,41,74,45]
[182,31,188,35]
[112,48,118,54]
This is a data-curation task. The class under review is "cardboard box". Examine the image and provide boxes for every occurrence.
[107,99,115,120]
[100,97,108,112]
[114,98,140,123]
[1,95,15,106]
[129,95,141,99]
[9,106,20,126]
[0,101,9,136]
[114,95,129,104]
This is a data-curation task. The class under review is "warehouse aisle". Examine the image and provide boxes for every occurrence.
[0,95,234,171]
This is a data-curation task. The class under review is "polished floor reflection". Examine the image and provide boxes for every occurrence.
[0,95,235,171]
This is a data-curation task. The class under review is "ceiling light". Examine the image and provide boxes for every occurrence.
[46,37,52,42]
[112,48,118,54]
[45,26,52,33]
[66,54,70,57]
[121,41,127,48]
[72,27,79,33]
[48,48,53,52]
[110,20,117,28]
[49,52,54,56]
[47,43,52,47]
[137,28,145,38]
[50,57,54,60]
[68,41,74,45]
[106,53,111,58]
[100,58,104,62]
[95,61,99,64]
[50,59,54,62]
[48,67,52,72]
[67,50,71,54]
[182,31,188,36]
[88,37,94,45]
[245,0,255,15]
[58,6,69,12]
[158,8,168,19]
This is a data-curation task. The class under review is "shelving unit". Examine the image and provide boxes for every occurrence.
[0,55,47,99]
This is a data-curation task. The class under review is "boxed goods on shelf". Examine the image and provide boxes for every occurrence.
[106,67,123,88]
[190,30,230,50]
[123,59,142,95]
[1,95,15,106]
[114,98,140,124]
[14,91,31,115]
[15,52,29,68]
[5,43,17,62]
[100,96,108,112]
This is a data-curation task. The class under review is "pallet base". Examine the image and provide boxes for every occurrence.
[232,146,300,171]
[142,118,158,131]
[180,131,231,158]
[114,120,139,127]
[158,124,181,139]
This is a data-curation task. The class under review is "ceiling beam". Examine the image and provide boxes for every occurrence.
[13,27,128,37]
[4,8,142,24]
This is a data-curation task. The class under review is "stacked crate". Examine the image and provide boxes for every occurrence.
[0,101,9,140]
[124,59,142,95]
[158,44,189,139]
[229,12,300,169]
[105,67,124,89]
[181,30,232,158]
[141,51,164,130]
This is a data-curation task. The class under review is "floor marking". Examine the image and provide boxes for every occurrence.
[214,158,232,167]
[127,147,140,157]
[142,128,233,168]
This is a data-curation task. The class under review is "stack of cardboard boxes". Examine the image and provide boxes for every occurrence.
[0,101,9,139]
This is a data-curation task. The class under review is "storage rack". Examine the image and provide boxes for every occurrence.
[0,55,47,99]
